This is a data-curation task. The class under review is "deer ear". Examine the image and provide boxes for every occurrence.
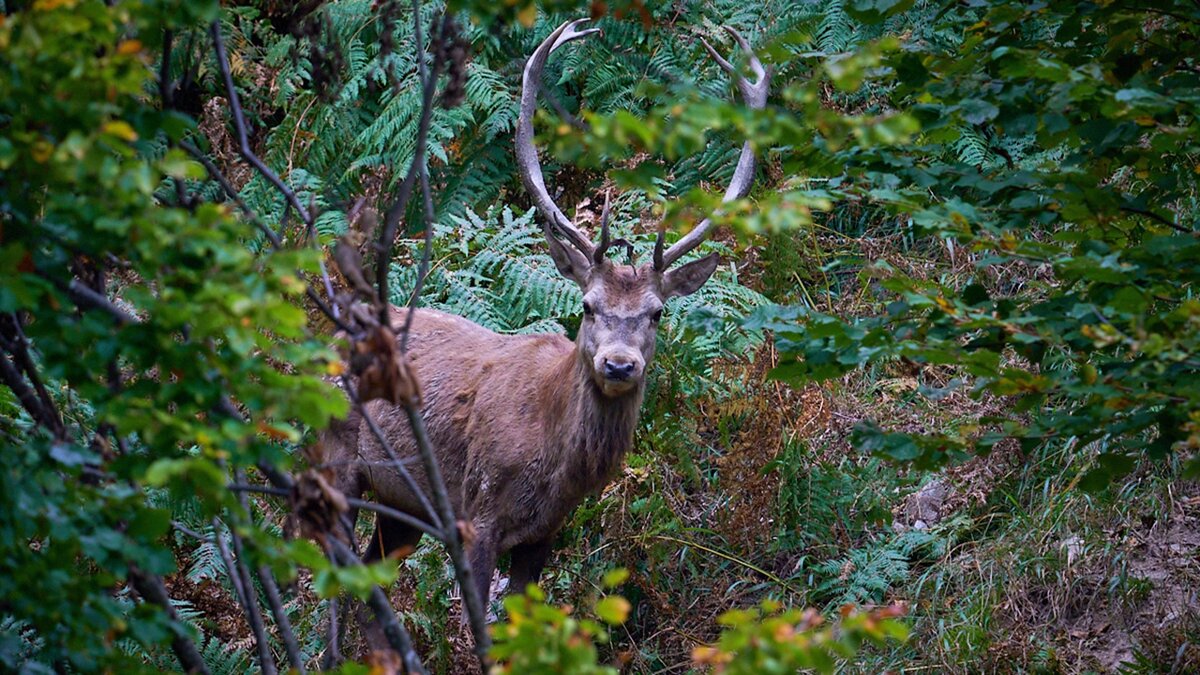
[661,253,719,299]
[546,233,592,286]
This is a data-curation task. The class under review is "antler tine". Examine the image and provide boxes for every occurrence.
[652,226,666,270]
[656,29,771,270]
[516,19,601,259]
[592,190,614,264]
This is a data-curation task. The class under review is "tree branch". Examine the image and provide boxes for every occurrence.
[328,538,427,675]
[248,463,428,674]
[339,376,444,531]
[180,140,282,248]
[376,8,446,325]
[229,482,441,539]
[1120,205,1193,234]
[0,351,60,435]
[50,277,138,325]
[232,465,301,674]
[127,565,211,675]
[402,402,491,664]
[210,21,312,226]
[2,318,64,441]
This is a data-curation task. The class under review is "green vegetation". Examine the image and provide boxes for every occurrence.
[2,0,1198,673]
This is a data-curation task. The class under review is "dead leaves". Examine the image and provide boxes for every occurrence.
[351,325,422,407]
[290,466,349,545]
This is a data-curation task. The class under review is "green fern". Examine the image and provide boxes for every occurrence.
[813,545,909,607]
[391,206,583,333]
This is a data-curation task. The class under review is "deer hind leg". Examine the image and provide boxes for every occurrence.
[363,515,423,563]
[507,538,553,596]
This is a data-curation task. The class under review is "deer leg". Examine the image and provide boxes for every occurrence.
[468,525,499,618]
[363,515,423,563]
[507,538,553,596]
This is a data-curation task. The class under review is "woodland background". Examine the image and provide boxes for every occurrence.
[1,0,1199,672]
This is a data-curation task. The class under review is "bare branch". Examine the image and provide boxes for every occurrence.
[340,376,444,531]
[376,8,446,326]
[210,21,312,225]
[1120,205,1194,234]
[211,518,250,616]
[228,482,441,540]
[0,351,59,434]
[48,277,138,325]
[180,140,282,247]
[127,566,211,675]
[171,521,210,543]
[328,538,427,674]
[212,515,279,675]
[400,9,444,352]
[323,595,342,670]
[231,466,304,674]
[401,403,491,665]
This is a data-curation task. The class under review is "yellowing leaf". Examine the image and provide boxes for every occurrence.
[517,3,536,27]
[102,120,138,142]
[30,141,53,163]
[601,567,629,588]
[116,40,143,55]
[34,0,77,10]
[594,596,630,625]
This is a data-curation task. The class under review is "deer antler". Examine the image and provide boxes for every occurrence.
[654,27,771,270]
[516,19,601,260]
[592,190,614,264]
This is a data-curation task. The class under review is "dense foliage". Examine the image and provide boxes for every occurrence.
[2,0,1198,672]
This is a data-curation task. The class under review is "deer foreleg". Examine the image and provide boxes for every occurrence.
[507,538,553,596]
[468,524,499,618]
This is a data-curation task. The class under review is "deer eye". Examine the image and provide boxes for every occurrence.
[651,309,663,323]
[582,301,594,316]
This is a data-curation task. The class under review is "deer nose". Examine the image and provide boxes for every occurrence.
[603,359,637,381]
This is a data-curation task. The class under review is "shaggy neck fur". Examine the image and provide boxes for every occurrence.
[539,344,644,498]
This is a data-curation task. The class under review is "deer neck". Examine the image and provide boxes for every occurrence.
[540,344,643,493]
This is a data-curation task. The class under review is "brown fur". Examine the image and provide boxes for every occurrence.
[324,258,718,610]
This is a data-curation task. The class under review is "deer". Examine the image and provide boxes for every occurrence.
[324,18,771,616]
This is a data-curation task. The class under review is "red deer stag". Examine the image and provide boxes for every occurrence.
[326,18,770,611]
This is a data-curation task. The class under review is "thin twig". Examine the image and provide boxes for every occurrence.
[212,518,250,607]
[380,8,492,663]
[328,538,427,674]
[400,167,434,353]
[223,516,280,675]
[1120,205,1193,234]
[0,351,60,436]
[323,595,341,670]
[402,403,491,665]
[3,317,67,439]
[258,562,303,674]
[228,482,441,539]
[159,28,175,107]
[180,140,355,334]
[180,140,280,247]
[375,7,445,325]
[171,521,211,543]
[232,467,304,675]
[210,21,312,225]
[250,465,429,673]
[339,375,444,530]
[50,277,138,324]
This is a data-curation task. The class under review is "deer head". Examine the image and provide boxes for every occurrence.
[516,19,770,398]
